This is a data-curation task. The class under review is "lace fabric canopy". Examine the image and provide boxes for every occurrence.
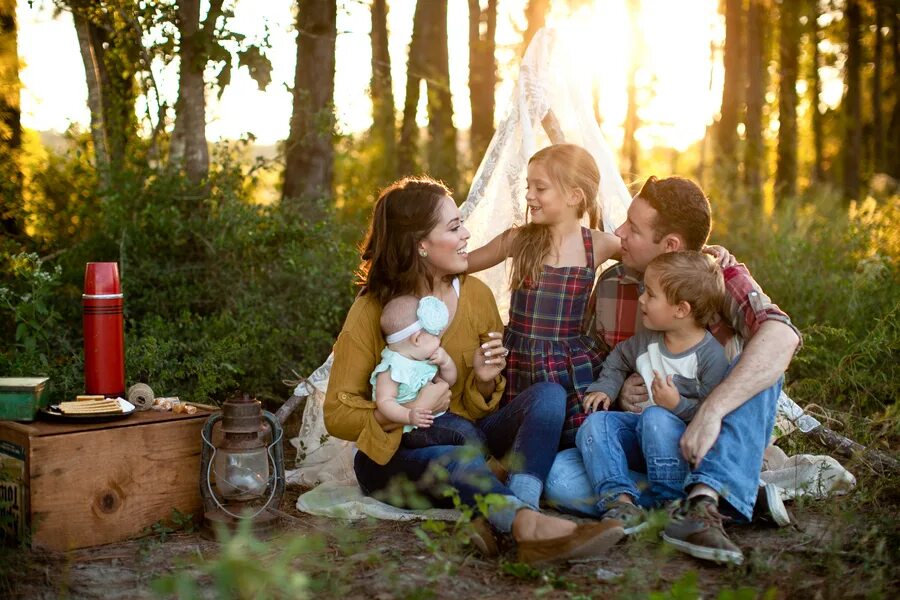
[461,28,633,318]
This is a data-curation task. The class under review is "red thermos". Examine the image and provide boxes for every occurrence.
[83,262,126,396]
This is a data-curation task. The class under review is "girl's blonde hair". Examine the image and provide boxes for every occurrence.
[509,144,601,289]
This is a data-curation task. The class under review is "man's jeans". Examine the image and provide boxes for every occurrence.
[544,367,782,521]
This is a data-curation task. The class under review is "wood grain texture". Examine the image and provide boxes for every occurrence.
[8,412,210,551]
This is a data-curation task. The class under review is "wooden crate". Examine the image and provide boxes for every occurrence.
[0,409,214,551]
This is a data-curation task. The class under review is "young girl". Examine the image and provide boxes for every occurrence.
[468,143,620,447]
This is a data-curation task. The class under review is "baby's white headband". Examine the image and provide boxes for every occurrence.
[385,296,449,344]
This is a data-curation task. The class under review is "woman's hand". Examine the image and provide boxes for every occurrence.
[408,380,451,415]
[473,332,507,383]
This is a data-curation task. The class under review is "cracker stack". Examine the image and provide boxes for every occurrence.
[58,397,123,414]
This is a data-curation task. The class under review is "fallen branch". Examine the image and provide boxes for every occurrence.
[806,424,900,473]
[275,392,307,425]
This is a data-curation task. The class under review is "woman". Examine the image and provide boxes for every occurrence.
[324,177,625,565]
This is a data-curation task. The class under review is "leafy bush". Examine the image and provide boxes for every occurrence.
[2,143,359,404]
[716,191,899,431]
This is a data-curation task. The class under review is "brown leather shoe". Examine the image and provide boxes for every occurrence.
[468,517,499,558]
[516,519,626,566]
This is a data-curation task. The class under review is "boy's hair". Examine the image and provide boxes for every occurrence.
[510,144,601,289]
[647,251,724,327]
[638,176,711,251]
[380,295,421,337]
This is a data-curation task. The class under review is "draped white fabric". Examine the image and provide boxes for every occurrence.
[460,28,632,319]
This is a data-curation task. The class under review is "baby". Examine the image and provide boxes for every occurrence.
[371,295,457,435]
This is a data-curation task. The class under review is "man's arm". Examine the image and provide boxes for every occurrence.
[679,320,800,467]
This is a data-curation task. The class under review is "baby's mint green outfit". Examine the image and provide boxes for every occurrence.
[370,348,444,433]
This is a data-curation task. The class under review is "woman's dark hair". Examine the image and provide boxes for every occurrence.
[357,177,451,306]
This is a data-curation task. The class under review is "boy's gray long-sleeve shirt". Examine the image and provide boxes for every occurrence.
[586,329,729,421]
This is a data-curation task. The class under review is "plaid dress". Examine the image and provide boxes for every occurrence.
[502,227,608,441]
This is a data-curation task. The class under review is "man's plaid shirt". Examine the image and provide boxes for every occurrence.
[591,262,801,359]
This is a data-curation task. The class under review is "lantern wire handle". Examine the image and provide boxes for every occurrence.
[201,412,283,522]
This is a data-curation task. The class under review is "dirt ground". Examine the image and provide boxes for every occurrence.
[3,476,898,600]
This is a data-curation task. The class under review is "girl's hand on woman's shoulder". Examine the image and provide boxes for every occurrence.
[592,230,622,263]
[473,332,508,383]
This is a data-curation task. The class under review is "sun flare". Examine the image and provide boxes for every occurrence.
[549,0,724,154]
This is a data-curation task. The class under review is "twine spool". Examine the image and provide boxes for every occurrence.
[128,383,155,411]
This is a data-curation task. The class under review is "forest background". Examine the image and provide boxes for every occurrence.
[0,0,897,481]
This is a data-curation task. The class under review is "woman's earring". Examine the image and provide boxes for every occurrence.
[419,249,428,258]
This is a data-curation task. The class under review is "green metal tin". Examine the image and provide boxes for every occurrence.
[0,377,50,422]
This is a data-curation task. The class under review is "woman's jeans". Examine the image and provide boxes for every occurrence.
[544,369,782,522]
[355,381,567,531]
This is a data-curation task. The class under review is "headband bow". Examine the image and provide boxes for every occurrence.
[385,296,449,344]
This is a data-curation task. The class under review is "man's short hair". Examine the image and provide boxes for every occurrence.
[638,176,711,251]
[647,251,724,327]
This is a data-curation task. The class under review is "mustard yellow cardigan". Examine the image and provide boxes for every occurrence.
[324,275,506,465]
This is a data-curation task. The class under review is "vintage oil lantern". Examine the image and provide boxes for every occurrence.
[199,394,285,538]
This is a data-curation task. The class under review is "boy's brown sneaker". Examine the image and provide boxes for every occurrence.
[602,500,649,535]
[662,495,744,565]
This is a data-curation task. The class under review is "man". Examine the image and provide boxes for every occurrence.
[543,176,801,564]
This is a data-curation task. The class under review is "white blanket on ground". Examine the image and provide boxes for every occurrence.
[296,480,461,522]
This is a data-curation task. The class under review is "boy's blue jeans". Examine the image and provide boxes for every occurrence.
[544,369,782,522]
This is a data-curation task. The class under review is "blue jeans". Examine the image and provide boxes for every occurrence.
[476,381,567,508]
[354,381,566,531]
[355,444,527,532]
[544,367,782,521]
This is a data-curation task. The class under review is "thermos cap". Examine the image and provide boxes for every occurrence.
[84,262,121,295]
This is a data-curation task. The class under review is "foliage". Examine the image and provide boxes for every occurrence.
[2,140,358,404]
[143,508,196,543]
[716,191,899,428]
[151,518,323,600]
[0,252,82,396]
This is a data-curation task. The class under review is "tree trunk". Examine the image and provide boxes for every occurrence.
[424,0,457,193]
[171,0,210,186]
[0,0,22,237]
[398,0,428,177]
[775,0,800,199]
[810,0,824,183]
[72,12,110,181]
[523,0,549,53]
[716,0,743,157]
[622,0,640,177]
[872,1,884,174]
[369,0,395,182]
[888,9,900,179]
[743,0,767,204]
[468,0,497,163]
[283,0,337,218]
[842,0,862,202]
